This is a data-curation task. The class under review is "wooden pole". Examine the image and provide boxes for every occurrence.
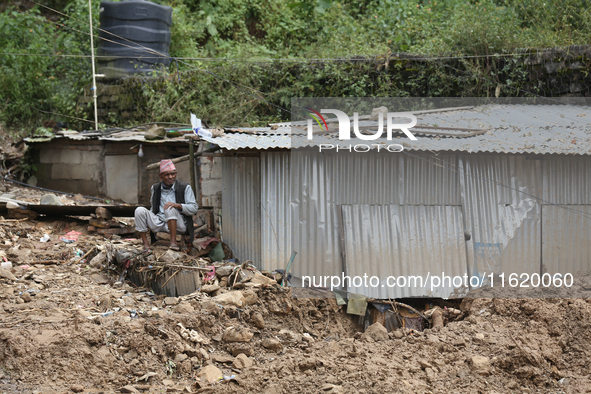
[146,146,220,171]
[189,141,196,200]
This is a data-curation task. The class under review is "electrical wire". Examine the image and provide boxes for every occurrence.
[0,97,95,124]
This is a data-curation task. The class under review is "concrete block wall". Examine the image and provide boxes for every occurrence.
[35,141,104,196]
[199,156,222,208]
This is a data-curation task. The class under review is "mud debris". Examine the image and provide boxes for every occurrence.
[1,183,591,393]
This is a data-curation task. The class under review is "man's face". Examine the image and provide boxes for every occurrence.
[160,170,177,186]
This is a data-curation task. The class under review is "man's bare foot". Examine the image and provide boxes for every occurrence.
[169,243,180,251]
[142,244,151,253]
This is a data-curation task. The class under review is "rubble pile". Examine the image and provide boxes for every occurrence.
[0,183,591,392]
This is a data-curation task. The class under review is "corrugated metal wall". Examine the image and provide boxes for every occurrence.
[224,152,591,297]
[260,152,291,271]
[222,157,261,267]
[460,155,542,279]
[542,205,591,275]
[541,156,591,275]
[287,151,461,289]
[342,204,467,298]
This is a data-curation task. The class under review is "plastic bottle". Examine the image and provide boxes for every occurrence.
[190,113,212,138]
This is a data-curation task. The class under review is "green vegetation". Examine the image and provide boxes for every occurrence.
[0,0,589,131]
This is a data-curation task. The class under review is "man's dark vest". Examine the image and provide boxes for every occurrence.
[151,180,194,242]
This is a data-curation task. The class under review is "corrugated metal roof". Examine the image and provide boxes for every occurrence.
[203,133,291,150]
[202,104,591,155]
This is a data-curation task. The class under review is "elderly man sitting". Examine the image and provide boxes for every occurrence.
[135,159,199,251]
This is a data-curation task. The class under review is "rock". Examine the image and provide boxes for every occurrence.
[474,333,485,341]
[40,194,64,206]
[425,367,436,382]
[175,353,188,363]
[160,250,182,264]
[322,383,344,392]
[279,329,301,342]
[223,327,253,342]
[150,309,167,318]
[70,384,84,392]
[251,312,265,329]
[418,359,433,370]
[164,297,179,306]
[268,300,292,315]
[119,386,140,394]
[184,346,199,357]
[196,365,223,383]
[162,379,174,386]
[90,273,110,285]
[0,269,16,281]
[242,289,258,305]
[200,284,220,293]
[360,322,388,342]
[426,334,440,343]
[20,292,32,302]
[15,297,24,304]
[230,344,254,357]
[211,289,227,297]
[369,106,388,121]
[431,308,444,328]
[233,353,253,369]
[302,333,314,343]
[212,354,234,363]
[245,272,277,286]
[144,124,166,140]
[215,265,234,277]
[173,302,194,314]
[471,355,491,375]
[299,358,316,371]
[212,291,244,307]
[199,348,210,361]
[262,338,283,352]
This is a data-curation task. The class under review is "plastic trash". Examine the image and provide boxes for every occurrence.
[190,113,201,132]
[1,261,12,270]
[62,231,82,241]
[40,234,50,242]
[191,113,212,138]
[6,201,20,209]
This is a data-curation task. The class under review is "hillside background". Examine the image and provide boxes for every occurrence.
[0,0,590,132]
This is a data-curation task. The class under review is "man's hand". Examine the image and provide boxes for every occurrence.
[163,202,182,210]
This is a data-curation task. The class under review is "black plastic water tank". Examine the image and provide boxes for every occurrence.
[97,0,173,81]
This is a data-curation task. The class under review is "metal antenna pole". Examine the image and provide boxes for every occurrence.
[88,0,98,130]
